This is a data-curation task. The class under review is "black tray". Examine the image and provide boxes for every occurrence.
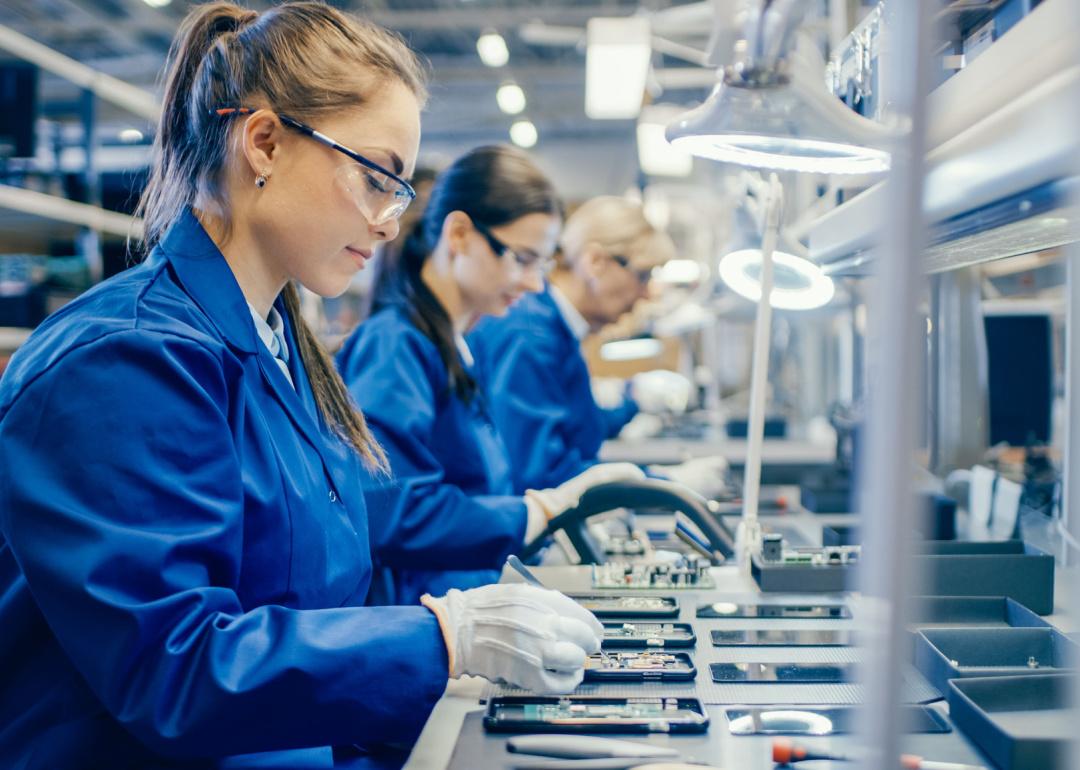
[909,596,1049,629]
[915,627,1079,694]
[914,540,1054,614]
[948,674,1076,769]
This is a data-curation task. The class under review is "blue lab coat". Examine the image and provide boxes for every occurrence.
[0,210,448,770]
[468,285,639,494]
[336,307,527,606]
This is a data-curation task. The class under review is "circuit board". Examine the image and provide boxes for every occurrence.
[591,556,714,589]
[602,622,696,648]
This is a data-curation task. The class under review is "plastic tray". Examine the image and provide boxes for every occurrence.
[914,540,1055,614]
[909,596,1049,629]
[948,674,1076,769]
[915,627,1078,694]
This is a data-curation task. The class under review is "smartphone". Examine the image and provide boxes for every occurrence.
[725,705,950,736]
[484,696,710,734]
[570,594,680,619]
[583,651,696,682]
[710,662,856,684]
[711,629,853,647]
[697,602,851,619]
[603,622,697,649]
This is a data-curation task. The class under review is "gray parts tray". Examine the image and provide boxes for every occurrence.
[909,596,1049,629]
[915,627,1079,694]
[948,674,1077,770]
[914,540,1054,614]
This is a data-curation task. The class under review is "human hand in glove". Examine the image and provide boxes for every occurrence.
[421,583,603,694]
[525,463,646,528]
[649,455,730,500]
[629,370,693,415]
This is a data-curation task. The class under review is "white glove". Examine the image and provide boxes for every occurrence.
[630,370,693,415]
[526,462,646,520]
[421,583,603,694]
[650,455,730,500]
[591,377,628,410]
[618,412,664,441]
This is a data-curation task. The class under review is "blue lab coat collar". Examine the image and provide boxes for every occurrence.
[156,208,260,355]
[157,209,335,467]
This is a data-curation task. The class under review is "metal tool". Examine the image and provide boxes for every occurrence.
[507,734,679,759]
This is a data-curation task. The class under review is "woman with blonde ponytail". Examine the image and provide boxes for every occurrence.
[0,4,603,769]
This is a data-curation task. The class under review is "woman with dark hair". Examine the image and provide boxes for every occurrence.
[0,5,604,769]
[337,146,644,605]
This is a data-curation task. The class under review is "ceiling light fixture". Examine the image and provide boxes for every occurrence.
[477,30,510,68]
[509,119,538,148]
[496,83,526,115]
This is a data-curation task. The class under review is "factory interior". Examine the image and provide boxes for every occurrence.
[0,1,1078,769]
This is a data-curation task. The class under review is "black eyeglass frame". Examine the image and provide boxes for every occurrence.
[610,253,654,285]
[212,107,416,207]
[471,220,554,274]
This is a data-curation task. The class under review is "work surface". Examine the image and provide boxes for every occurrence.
[403,505,1078,770]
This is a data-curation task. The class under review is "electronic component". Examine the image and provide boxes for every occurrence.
[570,594,680,619]
[602,622,696,649]
[696,602,851,619]
[591,556,713,590]
[484,696,710,734]
[725,706,950,736]
[762,533,784,561]
[776,545,861,566]
[711,629,853,647]
[583,651,696,681]
[711,662,856,684]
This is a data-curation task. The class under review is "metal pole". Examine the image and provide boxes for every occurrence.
[855,0,932,767]
[737,172,782,567]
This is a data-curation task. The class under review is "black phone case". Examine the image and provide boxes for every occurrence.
[696,603,851,619]
[483,696,711,734]
[583,652,697,682]
[569,593,681,618]
[602,622,697,649]
[710,629,853,647]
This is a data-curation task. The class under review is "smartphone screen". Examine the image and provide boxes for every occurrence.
[602,622,696,649]
[711,629,853,647]
[697,602,851,619]
[570,594,680,618]
[725,706,950,735]
[485,697,710,734]
[710,662,856,683]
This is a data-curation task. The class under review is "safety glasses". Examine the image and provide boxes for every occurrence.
[213,108,416,225]
[472,220,555,275]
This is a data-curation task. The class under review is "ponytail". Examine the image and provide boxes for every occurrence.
[138,2,427,468]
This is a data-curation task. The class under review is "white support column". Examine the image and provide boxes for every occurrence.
[855,0,932,768]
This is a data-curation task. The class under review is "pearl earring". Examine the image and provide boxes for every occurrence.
[255,173,268,188]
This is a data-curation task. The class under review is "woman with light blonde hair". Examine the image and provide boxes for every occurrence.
[469,195,678,493]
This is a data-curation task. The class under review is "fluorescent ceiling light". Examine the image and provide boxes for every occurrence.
[496,83,526,115]
[585,17,651,120]
[599,338,664,362]
[142,0,171,6]
[719,248,835,310]
[118,128,144,143]
[656,259,702,284]
[637,105,693,177]
[477,31,509,67]
[509,120,538,148]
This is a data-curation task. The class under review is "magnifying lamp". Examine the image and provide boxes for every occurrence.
[665,0,895,175]
[718,248,835,310]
